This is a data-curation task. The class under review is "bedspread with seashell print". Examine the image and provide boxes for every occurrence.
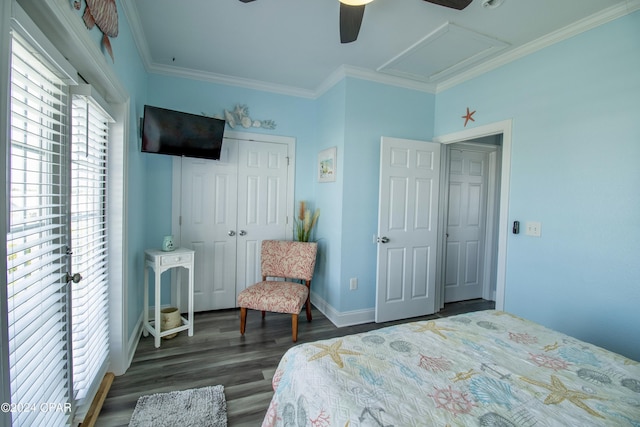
[263,310,640,427]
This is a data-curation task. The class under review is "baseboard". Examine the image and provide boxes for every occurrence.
[124,305,180,374]
[126,311,144,371]
[310,291,375,328]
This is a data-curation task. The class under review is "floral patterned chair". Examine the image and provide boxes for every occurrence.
[237,240,318,342]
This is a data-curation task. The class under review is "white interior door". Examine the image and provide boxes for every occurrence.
[177,137,291,311]
[235,139,290,298]
[179,140,239,312]
[376,137,441,323]
[444,148,489,302]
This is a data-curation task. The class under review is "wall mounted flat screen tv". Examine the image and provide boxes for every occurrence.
[141,105,226,160]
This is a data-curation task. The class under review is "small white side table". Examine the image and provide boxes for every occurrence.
[143,247,195,348]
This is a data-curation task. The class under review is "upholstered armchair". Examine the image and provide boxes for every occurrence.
[237,240,318,342]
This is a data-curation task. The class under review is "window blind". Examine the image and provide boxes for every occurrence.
[70,91,111,409]
[7,32,72,427]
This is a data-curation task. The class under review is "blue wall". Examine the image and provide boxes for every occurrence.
[340,79,436,312]
[106,3,150,340]
[435,10,640,360]
[313,80,347,309]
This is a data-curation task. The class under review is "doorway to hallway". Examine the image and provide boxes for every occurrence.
[434,119,513,312]
[443,136,502,303]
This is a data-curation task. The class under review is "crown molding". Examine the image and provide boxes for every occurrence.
[119,0,154,72]
[149,62,318,99]
[315,65,437,98]
[435,0,640,92]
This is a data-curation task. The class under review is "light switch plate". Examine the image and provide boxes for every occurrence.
[525,221,541,237]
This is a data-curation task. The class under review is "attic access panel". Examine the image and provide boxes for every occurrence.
[377,22,509,83]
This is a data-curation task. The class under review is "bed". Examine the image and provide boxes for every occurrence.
[262,310,640,426]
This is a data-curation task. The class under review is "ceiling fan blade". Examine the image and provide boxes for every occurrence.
[340,3,366,44]
[423,0,472,10]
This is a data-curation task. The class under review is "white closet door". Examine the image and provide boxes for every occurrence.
[177,138,290,311]
[179,142,238,312]
[235,140,290,298]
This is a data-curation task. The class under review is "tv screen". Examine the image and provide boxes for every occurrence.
[141,105,226,160]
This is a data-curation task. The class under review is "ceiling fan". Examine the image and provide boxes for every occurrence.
[239,0,473,44]
[339,0,473,43]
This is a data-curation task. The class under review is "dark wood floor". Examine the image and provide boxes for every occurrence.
[96,299,494,427]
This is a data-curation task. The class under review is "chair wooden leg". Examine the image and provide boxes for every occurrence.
[305,298,312,322]
[291,314,298,342]
[261,310,266,319]
[240,307,247,335]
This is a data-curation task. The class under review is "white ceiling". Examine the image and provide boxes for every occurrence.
[122,0,636,97]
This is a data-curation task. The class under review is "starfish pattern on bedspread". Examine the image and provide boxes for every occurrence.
[520,374,606,418]
[308,340,361,368]
[412,321,455,339]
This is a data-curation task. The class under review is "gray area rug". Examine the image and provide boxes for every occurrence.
[129,385,227,427]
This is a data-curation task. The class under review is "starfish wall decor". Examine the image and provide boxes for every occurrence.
[462,107,476,127]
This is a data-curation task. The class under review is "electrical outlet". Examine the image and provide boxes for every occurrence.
[525,221,541,237]
[350,277,358,290]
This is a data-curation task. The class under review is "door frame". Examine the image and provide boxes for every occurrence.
[434,119,512,311]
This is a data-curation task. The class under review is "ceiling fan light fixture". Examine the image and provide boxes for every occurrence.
[339,0,374,6]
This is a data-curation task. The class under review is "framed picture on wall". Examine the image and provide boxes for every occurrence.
[318,147,337,183]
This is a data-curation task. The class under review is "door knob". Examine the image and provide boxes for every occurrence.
[377,236,389,244]
[228,230,236,236]
[66,272,82,283]
[239,230,247,236]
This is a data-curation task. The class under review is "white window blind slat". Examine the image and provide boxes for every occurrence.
[7,252,66,286]
[10,69,67,106]
[7,241,65,265]
[7,232,65,254]
[10,40,69,96]
[10,93,67,127]
[8,293,66,356]
[12,332,67,380]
